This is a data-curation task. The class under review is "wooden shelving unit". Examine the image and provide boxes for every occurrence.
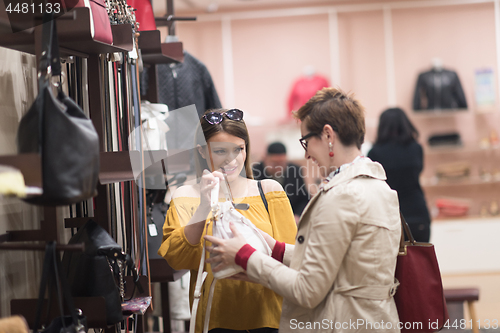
[138,30,184,64]
[0,9,134,57]
[0,3,193,331]
[0,11,148,333]
[412,108,500,220]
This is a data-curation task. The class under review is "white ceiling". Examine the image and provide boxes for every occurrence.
[157,0,341,14]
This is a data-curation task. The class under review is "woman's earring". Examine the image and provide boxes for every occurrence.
[329,142,334,157]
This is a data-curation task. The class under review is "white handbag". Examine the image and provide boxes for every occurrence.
[189,178,271,333]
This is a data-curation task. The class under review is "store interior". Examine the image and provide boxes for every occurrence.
[1,0,500,331]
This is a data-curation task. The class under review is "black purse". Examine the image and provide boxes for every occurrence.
[16,12,99,206]
[34,242,88,333]
[61,220,143,326]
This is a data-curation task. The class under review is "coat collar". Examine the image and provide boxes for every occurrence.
[321,157,387,192]
[297,158,387,228]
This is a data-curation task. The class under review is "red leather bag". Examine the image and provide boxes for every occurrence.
[87,0,113,44]
[64,0,113,44]
[436,198,470,217]
[394,214,449,333]
[126,0,157,31]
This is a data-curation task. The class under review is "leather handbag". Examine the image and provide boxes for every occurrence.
[61,219,143,326]
[126,0,157,31]
[33,242,87,333]
[394,214,449,333]
[64,0,113,44]
[16,12,100,206]
[435,198,470,218]
[85,0,114,44]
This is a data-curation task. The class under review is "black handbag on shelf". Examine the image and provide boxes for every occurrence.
[61,219,143,326]
[33,242,87,333]
[16,12,99,206]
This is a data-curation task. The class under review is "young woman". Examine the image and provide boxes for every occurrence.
[158,108,297,333]
[205,88,402,333]
[368,107,431,242]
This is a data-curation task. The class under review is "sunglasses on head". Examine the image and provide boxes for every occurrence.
[203,109,244,125]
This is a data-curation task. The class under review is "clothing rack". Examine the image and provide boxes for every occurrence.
[1,12,139,333]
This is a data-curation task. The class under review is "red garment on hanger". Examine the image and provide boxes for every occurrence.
[287,75,330,115]
[127,0,157,31]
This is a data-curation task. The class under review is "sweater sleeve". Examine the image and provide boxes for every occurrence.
[266,191,297,244]
[157,198,206,270]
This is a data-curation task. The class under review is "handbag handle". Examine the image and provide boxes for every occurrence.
[399,212,416,255]
[257,180,269,213]
[38,12,61,82]
[33,242,84,333]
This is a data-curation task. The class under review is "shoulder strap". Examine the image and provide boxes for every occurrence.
[399,212,416,254]
[189,224,210,333]
[257,180,269,213]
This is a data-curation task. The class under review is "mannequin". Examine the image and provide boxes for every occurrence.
[431,57,443,71]
[287,65,329,117]
[413,58,467,110]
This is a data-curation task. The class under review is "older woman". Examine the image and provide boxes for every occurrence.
[205,88,401,333]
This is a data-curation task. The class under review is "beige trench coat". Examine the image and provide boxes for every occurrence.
[246,158,401,333]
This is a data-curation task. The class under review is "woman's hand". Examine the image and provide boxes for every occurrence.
[257,228,277,250]
[199,169,223,209]
[184,169,224,244]
[205,222,247,272]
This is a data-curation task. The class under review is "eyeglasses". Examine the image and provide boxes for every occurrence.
[299,132,317,151]
[203,109,244,125]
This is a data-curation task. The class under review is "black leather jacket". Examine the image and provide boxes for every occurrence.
[413,68,467,110]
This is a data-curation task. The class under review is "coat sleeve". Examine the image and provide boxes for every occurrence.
[202,67,222,110]
[246,189,359,309]
[451,71,467,108]
[413,73,424,110]
[283,244,295,267]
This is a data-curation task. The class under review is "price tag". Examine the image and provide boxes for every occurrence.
[148,223,158,237]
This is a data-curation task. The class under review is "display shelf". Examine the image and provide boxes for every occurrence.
[99,150,190,184]
[422,177,500,188]
[0,10,134,56]
[138,30,184,64]
[0,153,41,187]
[149,258,187,283]
[110,24,134,52]
[11,297,108,329]
[432,215,498,222]
[0,241,84,251]
[424,145,500,155]
[64,217,92,229]
[411,108,469,117]
[99,151,135,184]
[56,9,133,56]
